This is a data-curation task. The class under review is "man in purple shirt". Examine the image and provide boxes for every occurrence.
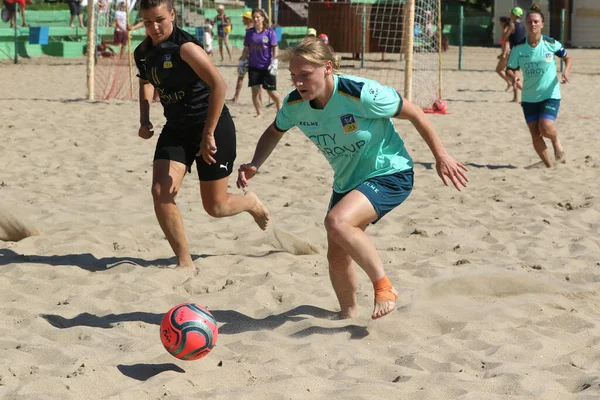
[241,8,282,117]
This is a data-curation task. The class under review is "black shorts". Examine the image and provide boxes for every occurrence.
[154,112,236,181]
[3,0,15,12]
[248,67,277,91]
[67,0,82,16]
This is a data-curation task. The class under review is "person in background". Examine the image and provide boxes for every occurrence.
[113,1,128,58]
[241,8,281,117]
[306,27,316,38]
[4,0,30,28]
[495,16,512,91]
[67,0,84,28]
[98,0,109,27]
[317,33,329,45]
[213,5,232,62]
[203,18,214,56]
[97,39,116,59]
[506,4,572,168]
[502,7,526,102]
[229,11,261,104]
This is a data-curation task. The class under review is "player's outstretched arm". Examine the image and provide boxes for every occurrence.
[561,54,572,84]
[237,123,285,189]
[395,99,468,191]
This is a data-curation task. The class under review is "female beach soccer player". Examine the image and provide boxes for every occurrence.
[507,4,572,168]
[495,16,512,91]
[213,5,232,62]
[228,11,259,104]
[133,0,269,270]
[240,8,282,117]
[237,37,468,320]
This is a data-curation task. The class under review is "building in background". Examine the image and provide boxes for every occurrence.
[570,0,600,47]
[493,0,600,48]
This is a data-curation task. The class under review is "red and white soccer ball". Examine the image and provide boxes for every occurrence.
[160,303,218,360]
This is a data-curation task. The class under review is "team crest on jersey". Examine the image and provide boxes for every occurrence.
[545,52,552,62]
[163,54,173,69]
[262,36,269,44]
[340,114,358,134]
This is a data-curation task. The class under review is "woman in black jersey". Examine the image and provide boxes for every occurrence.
[134,0,270,270]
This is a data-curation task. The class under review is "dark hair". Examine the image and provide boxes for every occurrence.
[499,16,510,25]
[139,0,176,25]
[139,0,174,12]
[251,8,269,30]
[527,4,544,22]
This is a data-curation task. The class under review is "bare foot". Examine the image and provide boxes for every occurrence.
[555,151,566,164]
[255,113,263,119]
[226,98,238,104]
[174,262,196,271]
[245,191,270,230]
[372,287,398,320]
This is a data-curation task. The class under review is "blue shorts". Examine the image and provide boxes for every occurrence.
[521,99,560,124]
[328,169,414,224]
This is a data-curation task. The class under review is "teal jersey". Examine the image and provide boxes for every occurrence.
[275,74,413,193]
[507,35,567,103]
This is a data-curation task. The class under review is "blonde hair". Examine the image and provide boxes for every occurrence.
[280,37,341,74]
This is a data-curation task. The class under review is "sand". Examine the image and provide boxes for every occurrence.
[0,46,599,399]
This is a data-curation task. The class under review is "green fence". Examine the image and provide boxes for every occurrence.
[442,4,493,47]
[1,6,494,60]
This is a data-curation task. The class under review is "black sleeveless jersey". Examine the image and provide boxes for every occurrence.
[509,21,526,49]
[134,26,227,127]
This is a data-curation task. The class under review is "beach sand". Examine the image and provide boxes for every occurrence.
[0,47,599,399]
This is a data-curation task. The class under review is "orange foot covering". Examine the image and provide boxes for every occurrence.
[373,275,397,302]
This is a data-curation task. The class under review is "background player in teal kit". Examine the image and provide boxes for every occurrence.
[507,4,572,168]
[134,0,270,270]
[237,38,468,320]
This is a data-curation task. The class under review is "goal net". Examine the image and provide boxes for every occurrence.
[87,0,138,101]
[279,0,442,108]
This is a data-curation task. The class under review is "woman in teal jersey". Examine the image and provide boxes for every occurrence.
[237,37,468,320]
[506,4,572,168]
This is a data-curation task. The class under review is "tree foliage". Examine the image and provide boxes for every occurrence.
[443,0,493,13]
